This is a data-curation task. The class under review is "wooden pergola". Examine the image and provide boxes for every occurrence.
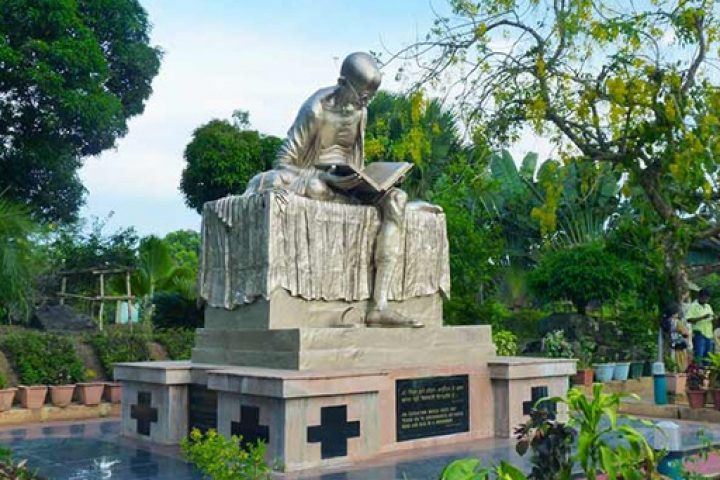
[57,267,136,331]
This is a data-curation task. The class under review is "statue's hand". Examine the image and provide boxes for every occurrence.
[319,171,363,190]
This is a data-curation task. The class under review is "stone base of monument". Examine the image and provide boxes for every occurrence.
[115,356,575,472]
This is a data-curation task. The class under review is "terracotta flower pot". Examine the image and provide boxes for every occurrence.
[575,368,594,387]
[0,388,17,412]
[17,385,47,409]
[687,389,707,409]
[49,385,75,407]
[77,383,104,406]
[103,383,121,404]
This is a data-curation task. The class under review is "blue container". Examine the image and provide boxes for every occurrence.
[593,363,616,382]
[613,362,631,381]
[653,362,668,405]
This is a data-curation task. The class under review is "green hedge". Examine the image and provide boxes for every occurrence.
[88,329,151,376]
[1,331,85,385]
[154,328,195,360]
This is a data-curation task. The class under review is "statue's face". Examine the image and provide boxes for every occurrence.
[344,77,377,108]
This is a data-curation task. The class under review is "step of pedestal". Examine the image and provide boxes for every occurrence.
[191,326,494,369]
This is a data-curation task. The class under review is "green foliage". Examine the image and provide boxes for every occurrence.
[0,445,43,479]
[542,330,574,359]
[88,329,151,376]
[0,198,42,323]
[366,91,463,199]
[492,330,518,356]
[181,428,271,480]
[515,410,575,480]
[0,374,8,390]
[180,112,282,212]
[152,292,203,329]
[154,329,195,360]
[529,242,640,314]
[0,0,161,222]
[707,353,720,388]
[163,230,200,274]
[410,0,720,301]
[441,384,661,479]
[1,331,84,385]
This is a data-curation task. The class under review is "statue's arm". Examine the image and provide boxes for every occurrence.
[274,105,318,173]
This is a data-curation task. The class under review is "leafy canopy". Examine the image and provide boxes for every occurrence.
[0,0,161,222]
[528,241,640,314]
[401,0,720,299]
[180,111,282,212]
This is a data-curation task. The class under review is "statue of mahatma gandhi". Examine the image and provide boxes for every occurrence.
[244,52,441,328]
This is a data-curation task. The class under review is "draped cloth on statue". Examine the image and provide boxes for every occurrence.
[198,191,450,310]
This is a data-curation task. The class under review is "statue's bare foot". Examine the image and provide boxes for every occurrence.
[366,309,424,328]
[407,200,443,214]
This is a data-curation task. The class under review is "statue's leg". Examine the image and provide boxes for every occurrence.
[366,189,421,328]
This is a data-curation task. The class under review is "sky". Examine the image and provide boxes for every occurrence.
[78,0,552,236]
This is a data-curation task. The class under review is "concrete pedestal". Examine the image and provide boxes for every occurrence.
[115,357,575,472]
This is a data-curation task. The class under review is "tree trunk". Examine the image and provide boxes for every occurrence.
[664,233,690,304]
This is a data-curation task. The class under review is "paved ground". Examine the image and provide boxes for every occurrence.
[1,418,719,479]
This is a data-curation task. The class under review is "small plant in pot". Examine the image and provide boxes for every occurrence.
[686,362,707,409]
[0,374,16,412]
[706,352,720,410]
[48,368,75,408]
[592,353,616,383]
[664,354,687,401]
[628,347,645,380]
[77,369,104,406]
[573,338,595,387]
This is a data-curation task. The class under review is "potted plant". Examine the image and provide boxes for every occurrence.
[628,347,645,380]
[17,384,47,409]
[77,369,104,406]
[0,374,16,412]
[103,382,122,404]
[664,354,687,400]
[48,367,75,408]
[706,353,720,410]
[574,338,595,387]
[686,362,707,409]
[612,350,631,381]
[592,353,616,383]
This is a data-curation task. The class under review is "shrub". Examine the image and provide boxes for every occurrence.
[88,329,151,376]
[1,331,85,385]
[528,242,640,315]
[154,329,195,360]
[152,292,203,329]
[542,330,574,359]
[492,330,518,356]
[181,428,271,480]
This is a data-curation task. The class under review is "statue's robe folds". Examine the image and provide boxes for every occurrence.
[198,192,450,310]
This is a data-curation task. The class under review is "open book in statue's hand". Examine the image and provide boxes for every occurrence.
[316,161,413,195]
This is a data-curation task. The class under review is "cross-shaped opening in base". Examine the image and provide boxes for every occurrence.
[130,391,158,436]
[522,386,556,420]
[231,405,269,449]
[307,405,360,459]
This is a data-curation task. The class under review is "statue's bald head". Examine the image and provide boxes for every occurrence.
[339,52,381,106]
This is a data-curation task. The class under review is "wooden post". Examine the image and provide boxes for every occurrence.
[59,277,67,305]
[126,271,133,332]
[98,273,105,332]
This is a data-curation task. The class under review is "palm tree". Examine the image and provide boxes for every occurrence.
[133,236,174,321]
[0,196,38,322]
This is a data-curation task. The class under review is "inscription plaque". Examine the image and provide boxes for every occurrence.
[396,375,469,442]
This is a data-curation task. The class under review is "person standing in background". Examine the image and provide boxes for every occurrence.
[687,288,715,364]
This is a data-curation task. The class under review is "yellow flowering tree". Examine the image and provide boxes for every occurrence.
[396,0,720,301]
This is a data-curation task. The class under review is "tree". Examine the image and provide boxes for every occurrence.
[528,242,640,315]
[399,0,720,301]
[180,111,283,212]
[365,91,464,199]
[0,0,162,222]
